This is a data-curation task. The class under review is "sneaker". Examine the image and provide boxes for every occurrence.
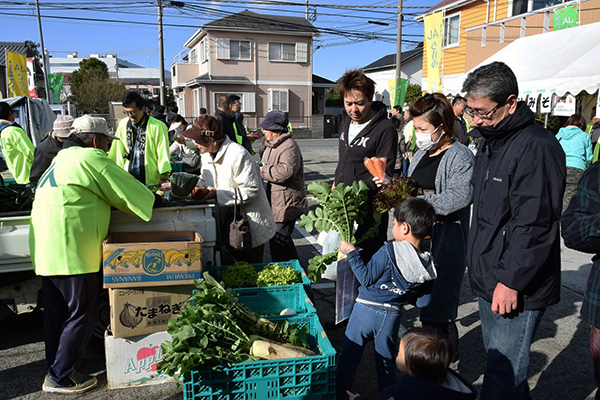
[42,370,98,394]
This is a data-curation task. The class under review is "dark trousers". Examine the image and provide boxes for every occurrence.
[354,210,389,264]
[221,244,265,265]
[43,272,100,384]
[269,221,299,262]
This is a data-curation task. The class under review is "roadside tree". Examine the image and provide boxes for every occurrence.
[69,58,127,115]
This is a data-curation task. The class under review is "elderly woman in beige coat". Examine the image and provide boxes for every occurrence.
[260,110,307,262]
[182,114,275,264]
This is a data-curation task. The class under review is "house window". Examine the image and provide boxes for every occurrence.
[268,89,289,112]
[511,0,561,17]
[216,38,251,60]
[153,88,159,96]
[269,42,308,62]
[443,13,460,48]
[190,49,197,63]
[214,92,256,113]
[172,66,176,77]
[200,39,209,63]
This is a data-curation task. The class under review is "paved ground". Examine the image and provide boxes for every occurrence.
[1,138,598,399]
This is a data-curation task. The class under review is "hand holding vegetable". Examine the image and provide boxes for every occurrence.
[364,156,387,180]
[373,174,390,188]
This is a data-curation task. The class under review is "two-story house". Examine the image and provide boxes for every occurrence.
[417,0,600,114]
[171,10,332,133]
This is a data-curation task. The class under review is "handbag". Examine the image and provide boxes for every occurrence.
[225,187,252,251]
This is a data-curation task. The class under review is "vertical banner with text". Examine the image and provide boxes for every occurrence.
[424,11,444,93]
[26,58,38,98]
[6,51,29,97]
[389,78,409,108]
[48,73,64,104]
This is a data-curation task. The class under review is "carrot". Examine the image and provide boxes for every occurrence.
[364,157,379,178]
[378,157,387,175]
[371,157,384,179]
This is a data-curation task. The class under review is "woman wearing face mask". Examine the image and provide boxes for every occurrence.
[407,93,474,372]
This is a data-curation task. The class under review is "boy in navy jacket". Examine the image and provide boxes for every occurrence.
[336,197,437,399]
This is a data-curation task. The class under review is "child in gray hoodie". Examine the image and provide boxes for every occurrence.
[336,197,437,400]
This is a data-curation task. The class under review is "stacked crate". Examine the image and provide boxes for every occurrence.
[102,230,203,389]
[184,260,336,400]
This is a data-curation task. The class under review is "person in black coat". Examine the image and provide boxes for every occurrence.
[464,62,565,400]
[334,69,397,263]
[29,115,74,187]
[214,95,253,154]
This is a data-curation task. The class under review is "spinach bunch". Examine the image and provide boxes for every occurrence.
[299,181,380,282]
[157,272,309,384]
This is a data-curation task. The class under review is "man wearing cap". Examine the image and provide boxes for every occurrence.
[29,115,74,187]
[260,110,307,262]
[108,91,171,187]
[0,101,35,184]
[30,115,162,394]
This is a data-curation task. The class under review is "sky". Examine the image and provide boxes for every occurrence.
[1,0,435,82]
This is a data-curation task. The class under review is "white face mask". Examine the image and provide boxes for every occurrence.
[415,125,443,151]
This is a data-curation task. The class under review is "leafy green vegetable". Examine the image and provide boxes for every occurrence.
[222,261,258,288]
[373,175,414,214]
[157,272,309,384]
[299,181,380,282]
[257,263,302,287]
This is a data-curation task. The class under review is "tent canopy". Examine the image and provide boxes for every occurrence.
[445,21,600,97]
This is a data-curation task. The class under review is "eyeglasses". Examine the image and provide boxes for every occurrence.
[464,103,502,119]
[123,109,139,116]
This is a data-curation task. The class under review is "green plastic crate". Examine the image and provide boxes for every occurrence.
[207,260,311,297]
[182,314,336,400]
[234,284,316,316]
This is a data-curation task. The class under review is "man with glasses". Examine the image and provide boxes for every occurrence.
[463,62,565,400]
[228,94,254,154]
[108,91,171,186]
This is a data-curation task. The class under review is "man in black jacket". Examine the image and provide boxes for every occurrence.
[463,62,565,400]
[214,95,253,154]
[334,69,397,263]
[29,115,74,187]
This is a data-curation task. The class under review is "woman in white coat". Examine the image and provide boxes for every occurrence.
[183,114,275,263]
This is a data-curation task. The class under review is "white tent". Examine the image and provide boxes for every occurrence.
[443,21,600,96]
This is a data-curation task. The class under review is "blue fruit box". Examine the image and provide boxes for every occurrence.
[206,260,311,297]
[182,313,336,400]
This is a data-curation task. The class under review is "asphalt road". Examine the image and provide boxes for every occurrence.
[1,138,598,399]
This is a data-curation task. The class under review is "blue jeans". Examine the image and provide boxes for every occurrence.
[336,301,402,400]
[478,297,545,400]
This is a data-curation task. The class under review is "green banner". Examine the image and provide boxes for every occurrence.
[553,5,578,31]
[389,78,409,108]
[48,73,64,104]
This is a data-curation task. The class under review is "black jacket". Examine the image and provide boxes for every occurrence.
[29,133,63,187]
[215,109,252,154]
[334,106,397,192]
[468,102,566,309]
[454,116,469,145]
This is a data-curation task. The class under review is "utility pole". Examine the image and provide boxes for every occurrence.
[395,0,403,81]
[157,0,166,106]
[306,0,309,19]
[35,0,51,103]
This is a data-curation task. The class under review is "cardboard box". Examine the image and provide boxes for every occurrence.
[109,285,194,339]
[103,231,202,288]
[105,330,176,390]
